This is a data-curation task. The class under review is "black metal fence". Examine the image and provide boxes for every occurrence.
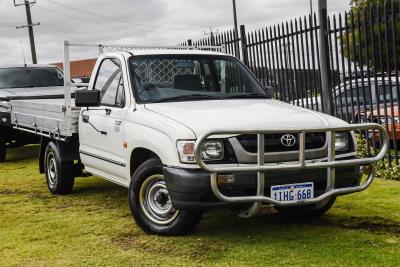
[186,0,400,164]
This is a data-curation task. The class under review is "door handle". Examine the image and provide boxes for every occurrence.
[115,120,123,126]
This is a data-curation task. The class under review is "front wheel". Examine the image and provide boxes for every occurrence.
[129,158,203,235]
[275,197,336,219]
[44,141,75,195]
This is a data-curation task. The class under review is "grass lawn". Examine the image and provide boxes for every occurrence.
[1,145,400,267]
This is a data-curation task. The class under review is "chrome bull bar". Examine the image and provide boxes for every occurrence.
[194,123,389,216]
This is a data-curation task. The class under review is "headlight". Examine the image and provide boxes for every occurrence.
[335,132,349,152]
[200,141,224,161]
[177,140,224,163]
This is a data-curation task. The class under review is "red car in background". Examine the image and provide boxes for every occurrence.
[356,105,400,148]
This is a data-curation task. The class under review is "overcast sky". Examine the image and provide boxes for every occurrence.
[0,0,350,65]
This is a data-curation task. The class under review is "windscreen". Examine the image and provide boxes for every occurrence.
[0,67,64,89]
[129,55,271,103]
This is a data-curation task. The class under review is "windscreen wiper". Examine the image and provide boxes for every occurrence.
[220,93,270,99]
[150,94,218,103]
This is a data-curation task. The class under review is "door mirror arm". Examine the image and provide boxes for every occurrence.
[81,109,108,135]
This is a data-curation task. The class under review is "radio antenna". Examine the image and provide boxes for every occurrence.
[19,41,27,67]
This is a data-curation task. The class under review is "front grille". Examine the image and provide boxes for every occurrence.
[236,133,326,153]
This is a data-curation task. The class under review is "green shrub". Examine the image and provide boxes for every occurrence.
[357,136,400,181]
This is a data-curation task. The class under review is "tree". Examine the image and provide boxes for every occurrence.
[342,0,400,73]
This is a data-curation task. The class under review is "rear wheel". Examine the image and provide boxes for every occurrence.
[44,142,75,195]
[129,158,203,235]
[275,197,336,219]
[0,136,6,162]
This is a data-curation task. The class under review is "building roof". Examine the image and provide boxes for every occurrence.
[54,58,97,78]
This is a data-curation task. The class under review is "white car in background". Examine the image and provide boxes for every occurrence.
[293,76,399,120]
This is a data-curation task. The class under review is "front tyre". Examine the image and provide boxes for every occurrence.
[44,141,75,195]
[129,158,202,236]
[275,197,336,219]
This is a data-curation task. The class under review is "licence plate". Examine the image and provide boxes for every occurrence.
[271,182,314,202]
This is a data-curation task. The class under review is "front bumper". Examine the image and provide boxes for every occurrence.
[164,165,361,210]
[165,123,389,212]
[0,111,40,146]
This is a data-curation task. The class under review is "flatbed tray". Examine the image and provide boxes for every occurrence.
[10,98,81,139]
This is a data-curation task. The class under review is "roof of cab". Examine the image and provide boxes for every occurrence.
[123,49,230,57]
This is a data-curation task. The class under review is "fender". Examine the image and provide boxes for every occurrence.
[39,136,80,173]
[125,122,179,168]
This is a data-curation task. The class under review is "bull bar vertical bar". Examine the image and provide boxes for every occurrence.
[238,134,265,218]
[326,131,336,191]
[196,123,389,208]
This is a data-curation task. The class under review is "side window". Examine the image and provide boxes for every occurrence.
[94,58,125,107]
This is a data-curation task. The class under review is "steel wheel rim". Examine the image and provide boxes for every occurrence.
[139,174,179,225]
[46,151,57,187]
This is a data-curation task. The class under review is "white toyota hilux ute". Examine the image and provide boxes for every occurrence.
[9,46,389,236]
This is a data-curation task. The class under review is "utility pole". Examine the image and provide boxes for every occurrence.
[204,27,218,46]
[232,0,239,37]
[14,0,39,64]
[310,0,313,14]
[318,0,333,115]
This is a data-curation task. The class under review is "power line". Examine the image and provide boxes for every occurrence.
[14,0,39,64]
[46,0,201,31]
[37,5,106,27]
[35,28,101,43]
[38,26,107,42]
[37,25,127,44]
[36,5,166,34]
[0,22,20,26]
[37,28,92,41]
[40,23,108,40]
[39,28,99,42]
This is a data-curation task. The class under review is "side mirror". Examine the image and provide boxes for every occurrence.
[75,89,101,107]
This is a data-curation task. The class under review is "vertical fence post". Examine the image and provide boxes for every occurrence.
[187,39,193,47]
[318,0,334,115]
[240,25,249,66]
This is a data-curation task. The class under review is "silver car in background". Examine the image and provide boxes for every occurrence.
[0,64,66,162]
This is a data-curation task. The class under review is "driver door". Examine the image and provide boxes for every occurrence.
[79,57,129,183]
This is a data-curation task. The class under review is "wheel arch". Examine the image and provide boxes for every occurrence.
[39,137,80,174]
[129,147,160,177]
[39,137,50,173]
